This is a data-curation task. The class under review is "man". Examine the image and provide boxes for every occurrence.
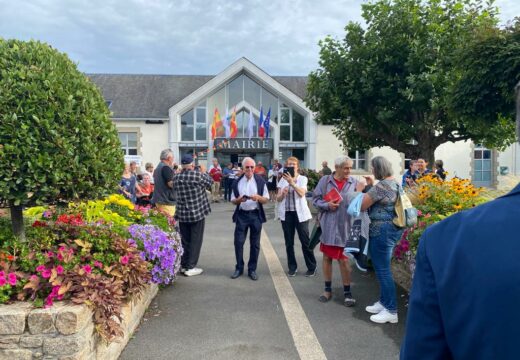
[320,161,332,176]
[151,149,176,217]
[209,158,223,203]
[416,158,432,178]
[400,95,520,359]
[254,161,267,180]
[172,154,213,277]
[402,160,419,187]
[230,157,270,281]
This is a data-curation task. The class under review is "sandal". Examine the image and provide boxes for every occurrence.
[319,292,332,303]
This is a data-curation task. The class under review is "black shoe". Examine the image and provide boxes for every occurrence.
[248,271,258,281]
[305,269,317,277]
[231,270,243,279]
[344,292,356,307]
[288,269,297,277]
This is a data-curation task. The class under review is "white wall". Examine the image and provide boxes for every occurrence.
[315,125,344,170]
[115,121,169,170]
[370,146,403,177]
[434,140,472,180]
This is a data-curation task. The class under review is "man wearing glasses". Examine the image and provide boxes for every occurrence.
[230,157,269,281]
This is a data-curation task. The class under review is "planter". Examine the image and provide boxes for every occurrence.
[392,261,413,293]
[0,283,158,360]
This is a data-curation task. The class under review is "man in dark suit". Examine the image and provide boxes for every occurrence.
[230,157,269,281]
[400,86,520,359]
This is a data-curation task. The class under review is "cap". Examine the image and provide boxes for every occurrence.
[181,154,193,165]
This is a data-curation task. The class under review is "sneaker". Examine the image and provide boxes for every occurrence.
[344,292,356,307]
[304,269,317,277]
[180,267,187,274]
[370,308,398,324]
[288,269,297,277]
[184,268,204,277]
[365,301,385,314]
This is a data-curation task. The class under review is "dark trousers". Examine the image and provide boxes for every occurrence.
[281,211,316,272]
[234,210,262,273]
[180,218,205,270]
[224,178,233,201]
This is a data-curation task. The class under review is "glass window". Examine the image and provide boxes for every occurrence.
[196,108,206,123]
[292,110,305,141]
[118,132,138,156]
[207,87,226,124]
[228,75,243,109]
[348,150,367,170]
[261,88,278,124]
[292,149,305,162]
[281,108,290,124]
[181,109,194,141]
[244,75,261,110]
[280,125,291,141]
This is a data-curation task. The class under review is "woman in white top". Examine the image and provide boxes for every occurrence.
[277,156,317,277]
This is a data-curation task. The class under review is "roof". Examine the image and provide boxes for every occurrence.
[87,73,308,119]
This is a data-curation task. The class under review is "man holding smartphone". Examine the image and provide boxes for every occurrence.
[230,157,270,280]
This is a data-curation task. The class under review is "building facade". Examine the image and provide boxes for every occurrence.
[89,58,520,189]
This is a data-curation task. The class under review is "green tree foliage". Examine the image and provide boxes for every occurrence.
[450,19,520,147]
[306,0,510,164]
[0,39,123,238]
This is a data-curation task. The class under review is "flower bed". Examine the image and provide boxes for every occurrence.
[392,174,489,290]
[0,195,182,343]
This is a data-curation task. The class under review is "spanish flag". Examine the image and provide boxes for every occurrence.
[211,108,226,139]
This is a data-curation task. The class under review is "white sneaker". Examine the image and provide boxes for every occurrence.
[365,301,385,314]
[370,308,398,324]
[184,268,204,277]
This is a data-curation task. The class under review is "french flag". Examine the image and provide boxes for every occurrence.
[258,107,265,138]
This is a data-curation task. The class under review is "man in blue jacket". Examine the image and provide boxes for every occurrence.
[400,86,520,359]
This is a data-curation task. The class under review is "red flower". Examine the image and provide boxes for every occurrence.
[7,255,14,261]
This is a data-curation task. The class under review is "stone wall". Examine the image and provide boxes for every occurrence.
[0,283,158,360]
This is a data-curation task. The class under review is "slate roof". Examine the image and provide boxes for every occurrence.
[87,73,308,119]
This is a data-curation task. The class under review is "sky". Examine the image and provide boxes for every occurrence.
[0,0,518,76]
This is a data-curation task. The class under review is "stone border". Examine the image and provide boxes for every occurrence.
[0,283,158,360]
[392,261,412,293]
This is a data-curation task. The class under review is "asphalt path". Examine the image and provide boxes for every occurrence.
[120,202,408,360]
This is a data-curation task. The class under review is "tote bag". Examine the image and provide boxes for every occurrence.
[393,186,418,228]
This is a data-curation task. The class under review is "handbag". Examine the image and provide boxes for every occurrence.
[393,185,418,228]
[345,218,362,253]
[308,175,331,250]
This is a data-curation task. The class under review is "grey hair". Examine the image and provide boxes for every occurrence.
[242,157,255,168]
[160,149,173,160]
[334,155,353,167]
[371,156,393,180]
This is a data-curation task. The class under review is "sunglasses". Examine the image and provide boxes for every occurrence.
[244,166,255,169]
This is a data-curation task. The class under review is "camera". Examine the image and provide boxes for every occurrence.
[283,167,295,177]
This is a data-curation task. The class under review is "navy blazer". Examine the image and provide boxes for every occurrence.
[401,183,520,360]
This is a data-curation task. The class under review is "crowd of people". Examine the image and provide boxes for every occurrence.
[118,150,447,324]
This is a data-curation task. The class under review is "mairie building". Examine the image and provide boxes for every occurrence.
[88,58,520,189]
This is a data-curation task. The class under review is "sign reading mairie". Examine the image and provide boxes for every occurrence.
[214,138,273,151]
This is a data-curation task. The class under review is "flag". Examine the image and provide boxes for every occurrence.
[223,108,230,138]
[247,109,254,139]
[264,107,271,138]
[230,107,238,138]
[211,108,219,140]
[258,107,265,139]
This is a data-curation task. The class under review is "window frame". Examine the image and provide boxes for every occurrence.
[118,131,139,156]
[348,150,368,171]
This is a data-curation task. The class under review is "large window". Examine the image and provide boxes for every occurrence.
[181,102,207,141]
[118,132,138,155]
[473,144,493,187]
[280,105,305,142]
[348,150,367,171]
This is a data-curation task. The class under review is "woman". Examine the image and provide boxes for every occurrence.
[360,156,404,324]
[136,173,154,206]
[402,160,418,187]
[120,163,137,203]
[313,156,364,306]
[434,159,446,180]
[267,165,279,201]
[277,157,316,277]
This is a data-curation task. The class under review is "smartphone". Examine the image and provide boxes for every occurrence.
[283,167,295,177]
[242,195,250,200]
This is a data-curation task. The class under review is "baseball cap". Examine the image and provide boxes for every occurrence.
[181,154,194,165]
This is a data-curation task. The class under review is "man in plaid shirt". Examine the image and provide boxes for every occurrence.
[173,154,213,277]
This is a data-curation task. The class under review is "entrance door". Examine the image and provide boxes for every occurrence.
[473,145,493,187]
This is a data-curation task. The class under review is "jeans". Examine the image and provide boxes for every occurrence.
[369,221,403,313]
[224,178,233,201]
[281,211,316,272]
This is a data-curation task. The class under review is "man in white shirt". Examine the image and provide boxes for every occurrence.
[230,157,269,281]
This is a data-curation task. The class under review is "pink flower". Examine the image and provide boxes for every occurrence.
[57,253,64,261]
[0,277,6,287]
[45,251,54,259]
[41,269,52,279]
[119,255,129,265]
[82,265,92,274]
[94,261,103,268]
[7,273,16,286]
[417,210,423,216]
[55,265,64,274]
[30,275,39,281]
[36,265,46,273]
[0,271,4,278]
[59,246,67,253]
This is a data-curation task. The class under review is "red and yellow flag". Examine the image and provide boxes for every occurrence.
[230,107,238,138]
[211,108,223,139]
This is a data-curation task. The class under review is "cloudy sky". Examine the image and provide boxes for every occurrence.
[0,0,518,76]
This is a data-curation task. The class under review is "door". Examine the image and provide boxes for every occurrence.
[473,145,493,187]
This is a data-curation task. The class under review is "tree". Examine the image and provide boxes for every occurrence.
[0,39,124,239]
[450,19,520,147]
[306,0,513,165]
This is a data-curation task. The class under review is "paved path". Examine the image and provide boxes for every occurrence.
[121,203,408,360]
